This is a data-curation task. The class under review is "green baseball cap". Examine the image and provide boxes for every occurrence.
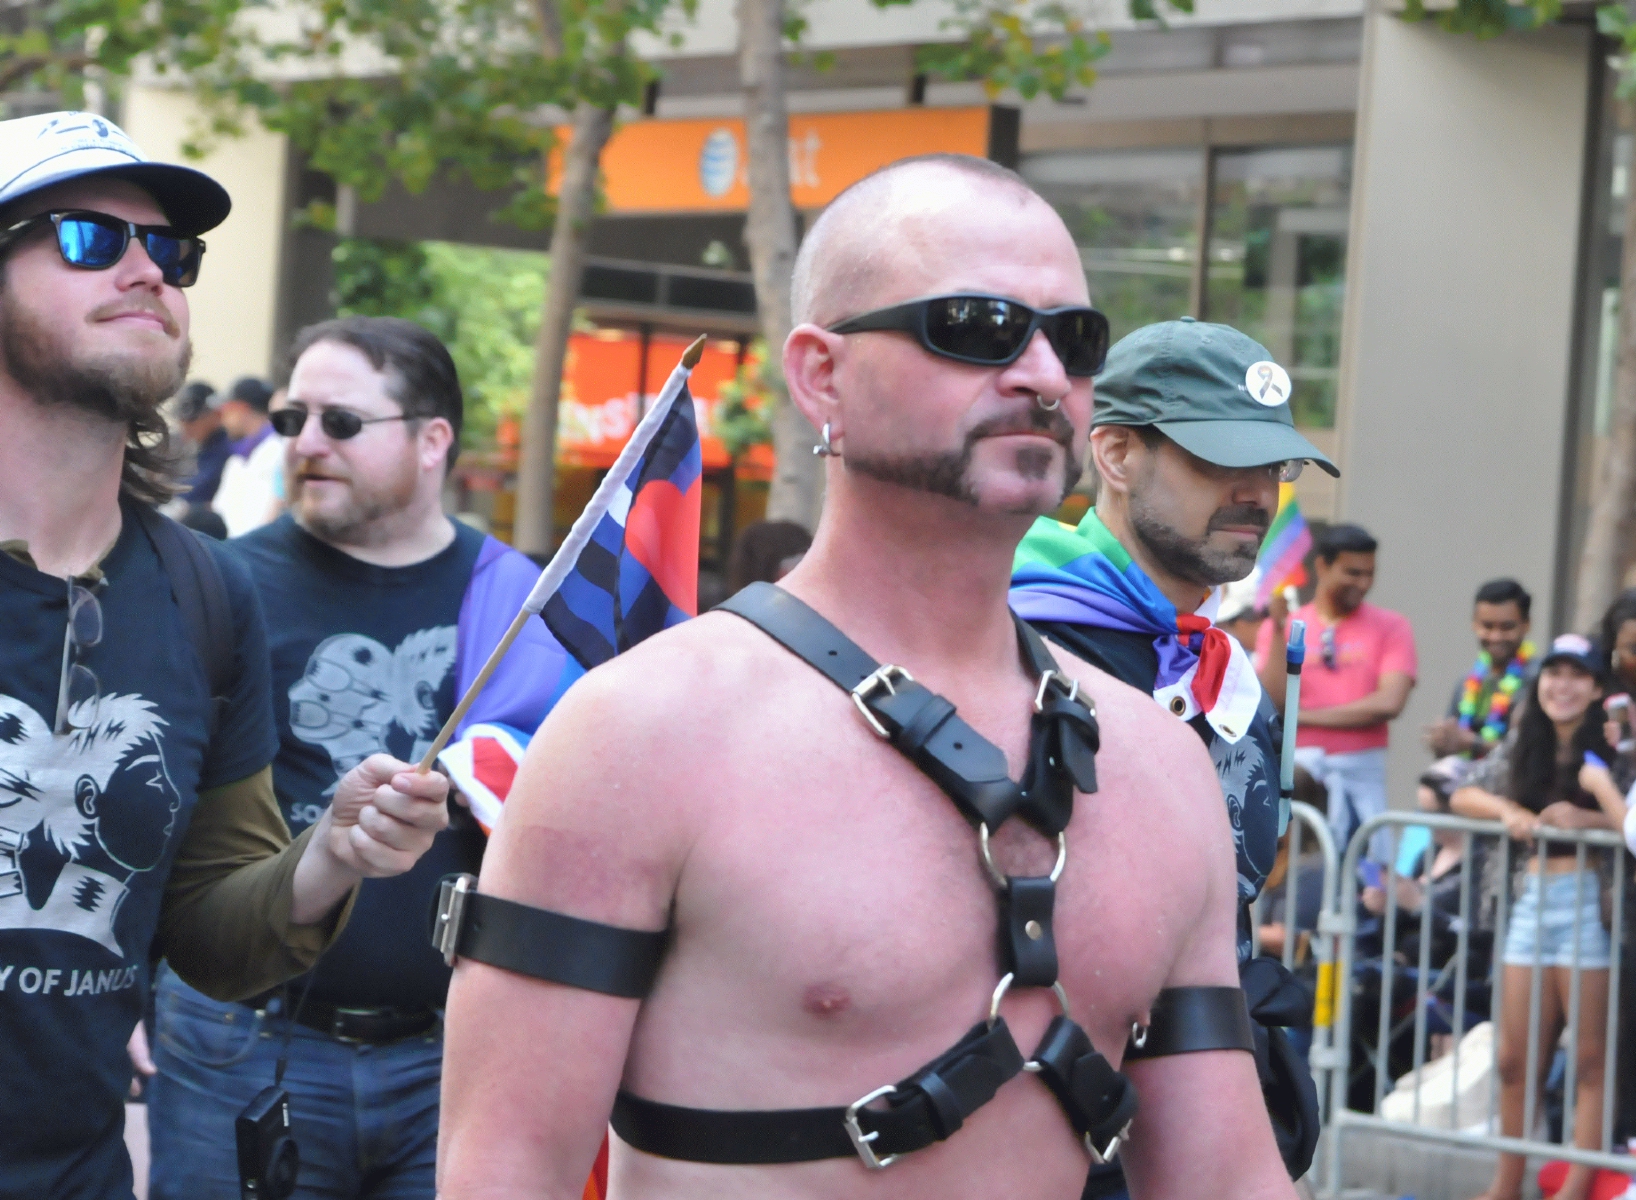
[1092,318,1338,477]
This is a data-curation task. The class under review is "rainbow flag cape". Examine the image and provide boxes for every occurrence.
[1253,483,1310,609]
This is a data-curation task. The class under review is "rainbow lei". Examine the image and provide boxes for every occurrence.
[1457,641,1534,747]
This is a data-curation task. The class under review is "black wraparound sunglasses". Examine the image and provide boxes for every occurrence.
[270,407,412,441]
[827,294,1110,377]
[0,210,205,288]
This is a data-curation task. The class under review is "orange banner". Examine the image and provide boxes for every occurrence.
[551,108,994,213]
[558,330,752,471]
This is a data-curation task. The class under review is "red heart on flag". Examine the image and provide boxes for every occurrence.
[625,478,701,616]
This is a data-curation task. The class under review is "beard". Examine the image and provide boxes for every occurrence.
[0,286,189,424]
[844,404,1083,512]
[1129,492,1270,588]
[291,455,420,545]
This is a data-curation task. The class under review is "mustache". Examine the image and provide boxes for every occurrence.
[87,296,179,337]
[966,404,1076,448]
[292,457,349,483]
[1206,504,1271,535]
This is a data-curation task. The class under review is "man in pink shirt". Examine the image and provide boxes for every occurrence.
[1256,523,1417,862]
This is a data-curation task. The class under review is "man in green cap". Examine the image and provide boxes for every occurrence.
[1010,316,1337,1188]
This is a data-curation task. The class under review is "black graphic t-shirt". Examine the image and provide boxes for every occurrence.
[1029,620,1283,961]
[229,516,487,1009]
[0,501,276,1200]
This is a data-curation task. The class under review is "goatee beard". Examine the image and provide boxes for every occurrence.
[0,287,190,424]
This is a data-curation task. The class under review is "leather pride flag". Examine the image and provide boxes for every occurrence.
[542,383,703,679]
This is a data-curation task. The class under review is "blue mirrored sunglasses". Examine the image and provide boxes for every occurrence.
[0,209,205,288]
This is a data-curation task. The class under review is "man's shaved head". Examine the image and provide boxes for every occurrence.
[790,154,1050,328]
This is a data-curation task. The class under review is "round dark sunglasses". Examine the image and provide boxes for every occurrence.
[827,294,1110,377]
[270,407,412,440]
[0,210,205,288]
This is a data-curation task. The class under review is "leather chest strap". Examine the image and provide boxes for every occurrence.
[611,1018,1026,1167]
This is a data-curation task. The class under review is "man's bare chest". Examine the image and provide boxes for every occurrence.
[663,706,1188,1060]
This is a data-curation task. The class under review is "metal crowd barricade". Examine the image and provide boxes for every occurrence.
[1251,800,1344,1126]
[1317,810,1630,1198]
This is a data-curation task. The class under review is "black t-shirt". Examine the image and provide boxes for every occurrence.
[229,516,488,1009]
[0,500,276,1199]
[1030,620,1284,961]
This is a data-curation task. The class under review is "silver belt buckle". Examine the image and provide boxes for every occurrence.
[433,874,476,966]
[843,1084,901,1170]
[1086,1120,1132,1166]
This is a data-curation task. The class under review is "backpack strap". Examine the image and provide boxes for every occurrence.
[131,505,234,733]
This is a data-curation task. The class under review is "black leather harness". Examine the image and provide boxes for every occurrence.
[431,582,1257,1173]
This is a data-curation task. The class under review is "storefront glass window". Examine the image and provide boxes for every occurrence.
[1021,148,1204,343]
[1205,145,1352,430]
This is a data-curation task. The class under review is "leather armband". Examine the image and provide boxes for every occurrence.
[1123,986,1255,1060]
[431,874,668,999]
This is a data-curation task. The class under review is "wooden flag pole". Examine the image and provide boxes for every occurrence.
[416,334,707,775]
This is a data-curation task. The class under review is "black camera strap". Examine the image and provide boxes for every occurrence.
[273,964,321,1089]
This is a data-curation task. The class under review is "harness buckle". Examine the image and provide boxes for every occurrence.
[850,665,915,740]
[1033,670,1081,714]
[1087,1122,1132,1165]
[433,873,476,966]
[843,1084,902,1169]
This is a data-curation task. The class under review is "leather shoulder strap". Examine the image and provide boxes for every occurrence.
[717,582,880,692]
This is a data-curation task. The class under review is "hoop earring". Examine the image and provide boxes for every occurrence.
[1034,392,1062,413]
[813,421,837,457]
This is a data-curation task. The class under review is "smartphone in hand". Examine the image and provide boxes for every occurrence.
[1607,694,1635,754]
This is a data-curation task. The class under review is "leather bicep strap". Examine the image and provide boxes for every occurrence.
[1123,986,1255,1061]
[431,874,668,999]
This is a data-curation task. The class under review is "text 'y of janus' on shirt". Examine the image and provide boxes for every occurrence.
[0,963,139,996]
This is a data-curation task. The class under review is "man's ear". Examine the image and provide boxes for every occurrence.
[419,417,455,472]
[783,324,843,445]
[1088,426,1142,500]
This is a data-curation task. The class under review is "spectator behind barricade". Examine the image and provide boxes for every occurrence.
[1452,633,1623,1200]
[1425,579,1534,775]
[212,375,281,536]
[173,380,231,510]
[1218,569,1267,653]
[1257,523,1417,865]
[725,519,812,593]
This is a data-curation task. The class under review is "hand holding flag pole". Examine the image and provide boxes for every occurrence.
[415,334,708,775]
[1278,619,1306,833]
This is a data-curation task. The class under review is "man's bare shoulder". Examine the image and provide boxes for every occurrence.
[522,609,802,797]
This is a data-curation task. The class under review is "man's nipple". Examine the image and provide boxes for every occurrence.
[802,982,851,1018]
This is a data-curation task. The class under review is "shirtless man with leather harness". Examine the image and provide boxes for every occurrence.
[435,155,1297,1200]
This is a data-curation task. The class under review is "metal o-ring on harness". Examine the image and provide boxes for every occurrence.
[979,824,1066,890]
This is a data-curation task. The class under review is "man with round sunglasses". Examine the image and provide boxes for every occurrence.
[146,315,566,1200]
[1010,319,1339,1189]
[440,154,1294,1200]
[0,112,454,1200]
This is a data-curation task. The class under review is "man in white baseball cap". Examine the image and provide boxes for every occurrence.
[0,112,454,1199]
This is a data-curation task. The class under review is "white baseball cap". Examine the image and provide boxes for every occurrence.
[0,111,231,234]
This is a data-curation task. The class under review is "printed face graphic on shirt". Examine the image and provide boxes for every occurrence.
[0,693,180,956]
[287,626,457,789]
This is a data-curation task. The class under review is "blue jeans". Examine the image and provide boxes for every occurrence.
[146,966,443,1200]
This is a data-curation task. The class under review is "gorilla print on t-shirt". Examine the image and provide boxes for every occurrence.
[287,627,457,795]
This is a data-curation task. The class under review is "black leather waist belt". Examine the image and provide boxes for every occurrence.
[246,996,440,1045]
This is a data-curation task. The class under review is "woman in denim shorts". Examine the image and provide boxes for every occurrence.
[1453,634,1624,1200]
